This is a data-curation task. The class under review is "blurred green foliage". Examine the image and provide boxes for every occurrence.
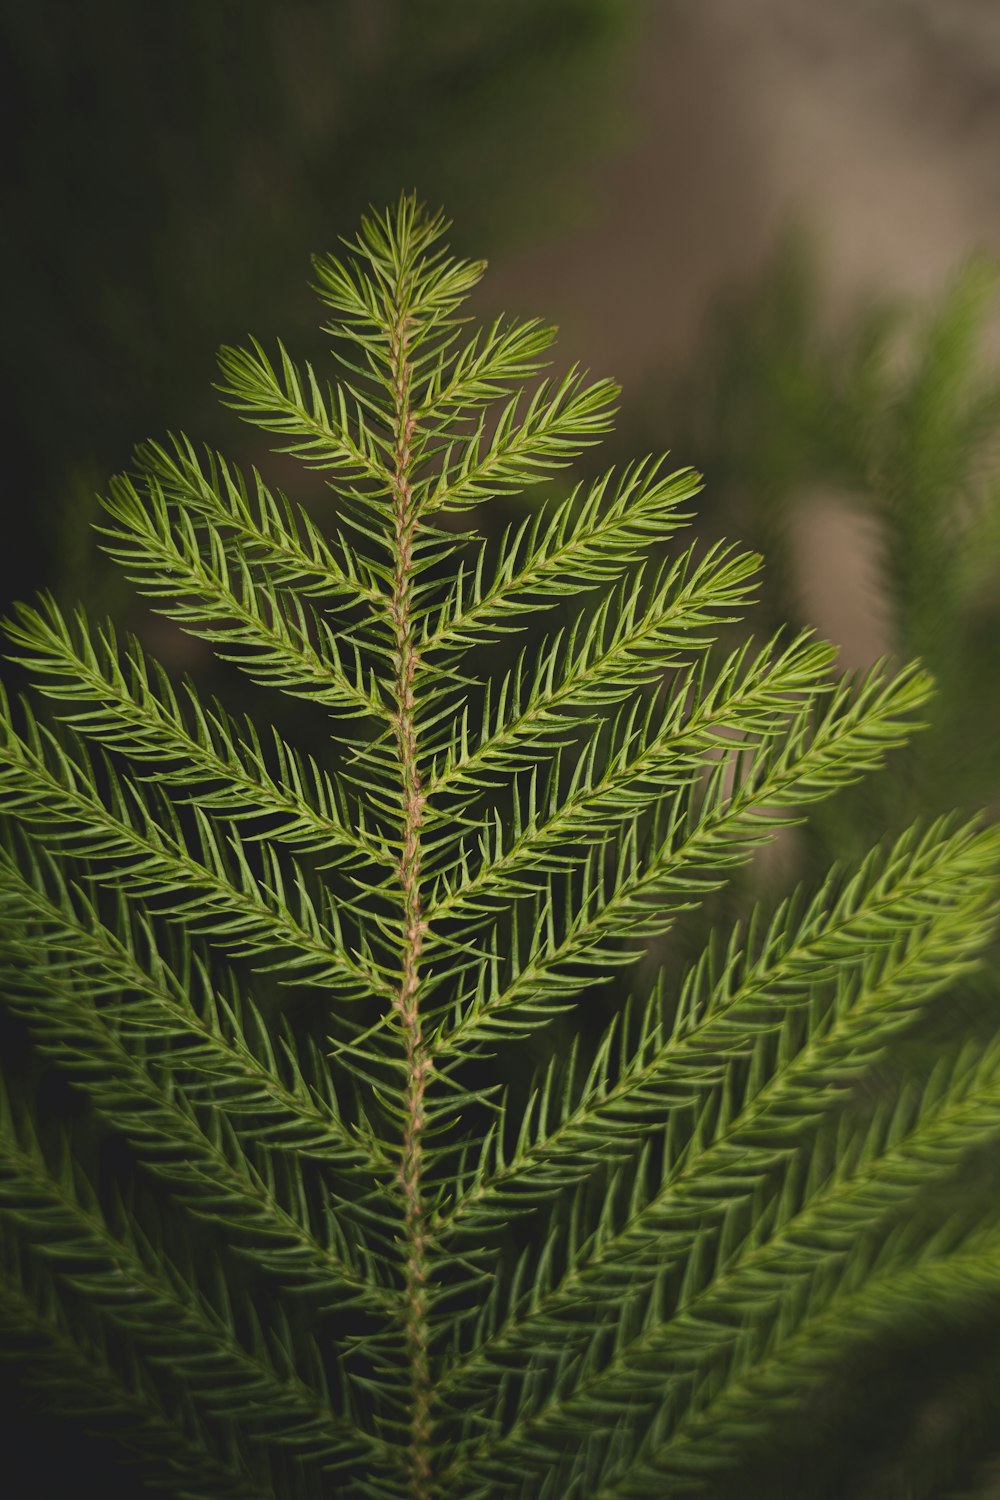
[641,238,1000,834]
[623,240,1000,1497]
[1,0,635,611]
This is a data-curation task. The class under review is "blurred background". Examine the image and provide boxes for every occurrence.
[4,1,1000,1494]
[5,0,1000,772]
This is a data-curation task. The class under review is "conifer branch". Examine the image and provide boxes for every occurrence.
[99,474,389,722]
[135,434,388,611]
[423,366,619,514]
[2,950,392,1310]
[0,1237,279,1500]
[432,663,933,1053]
[216,338,392,485]
[424,633,835,926]
[2,198,998,1500]
[0,839,389,1177]
[0,705,391,1000]
[5,598,389,868]
[0,1089,385,1476]
[585,1226,1000,1497]
[425,542,762,800]
[441,1042,1000,1490]
[432,820,1000,1239]
[419,460,700,655]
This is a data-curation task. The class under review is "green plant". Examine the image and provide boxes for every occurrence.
[668,239,1000,826]
[1,199,999,1500]
[629,235,1000,1495]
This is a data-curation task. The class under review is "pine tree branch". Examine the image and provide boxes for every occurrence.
[424,543,761,800]
[432,820,1000,1239]
[0,1091,388,1478]
[0,1233,278,1500]
[216,337,392,484]
[413,316,558,421]
[424,633,834,926]
[5,597,391,868]
[432,663,933,1052]
[431,846,1000,1440]
[449,1042,1000,1488]
[0,843,387,1173]
[422,366,619,515]
[419,459,699,654]
[0,705,392,999]
[136,434,388,611]
[99,473,389,722]
[3,197,997,1499]
[2,948,394,1311]
[589,1228,1000,1498]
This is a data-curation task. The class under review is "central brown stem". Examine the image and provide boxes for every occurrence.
[388,310,433,1497]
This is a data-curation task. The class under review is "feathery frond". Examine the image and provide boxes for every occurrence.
[2,197,998,1499]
